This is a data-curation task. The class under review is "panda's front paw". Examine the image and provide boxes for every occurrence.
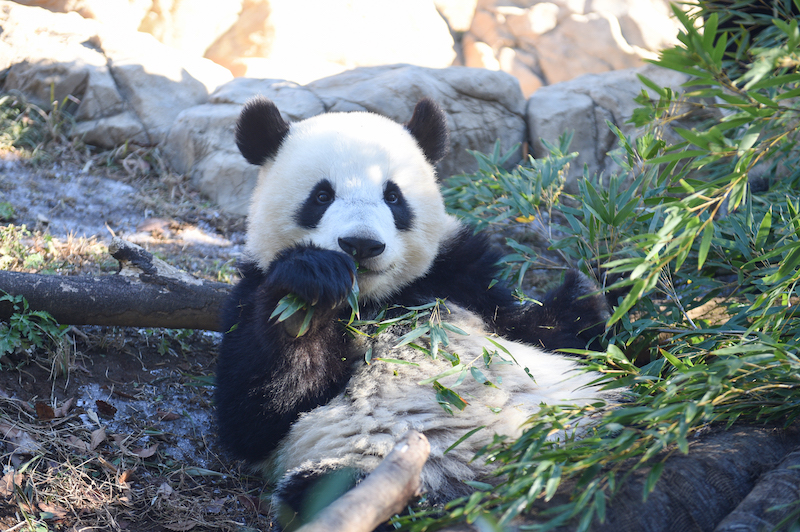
[266,245,356,309]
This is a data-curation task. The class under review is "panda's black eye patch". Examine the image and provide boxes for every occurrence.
[295,179,335,229]
[384,180,414,231]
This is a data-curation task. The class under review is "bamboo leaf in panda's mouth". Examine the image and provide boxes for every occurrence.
[271,293,306,322]
[346,275,360,323]
[271,293,314,337]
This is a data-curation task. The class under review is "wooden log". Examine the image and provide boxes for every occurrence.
[0,238,231,331]
[297,431,431,532]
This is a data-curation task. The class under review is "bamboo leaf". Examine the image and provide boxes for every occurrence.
[643,462,665,500]
[697,223,714,269]
[418,364,466,385]
[755,208,772,250]
[394,325,431,348]
[444,426,486,455]
[434,381,469,412]
[372,358,420,366]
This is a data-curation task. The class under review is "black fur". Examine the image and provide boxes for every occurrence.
[215,249,357,463]
[404,98,449,165]
[294,179,335,229]
[375,227,608,351]
[236,97,290,166]
[384,180,414,230]
[216,227,608,464]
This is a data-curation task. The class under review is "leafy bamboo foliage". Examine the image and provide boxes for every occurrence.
[397,2,800,530]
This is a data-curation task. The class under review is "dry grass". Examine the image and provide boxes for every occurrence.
[0,226,111,275]
[0,393,273,531]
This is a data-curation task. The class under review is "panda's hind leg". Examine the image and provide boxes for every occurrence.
[271,464,365,531]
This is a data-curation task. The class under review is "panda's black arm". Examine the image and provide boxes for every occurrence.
[394,226,607,351]
[492,269,609,351]
[215,251,357,463]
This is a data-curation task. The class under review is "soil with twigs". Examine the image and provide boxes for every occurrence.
[0,136,276,531]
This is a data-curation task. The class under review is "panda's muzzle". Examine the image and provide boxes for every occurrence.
[338,236,385,262]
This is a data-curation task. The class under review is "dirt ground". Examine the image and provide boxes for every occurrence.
[0,147,276,531]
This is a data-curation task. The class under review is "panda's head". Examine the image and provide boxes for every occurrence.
[237,98,462,302]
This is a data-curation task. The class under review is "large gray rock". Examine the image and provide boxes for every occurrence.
[463,0,680,96]
[204,0,456,84]
[0,1,232,147]
[163,78,327,214]
[164,65,527,215]
[526,64,687,186]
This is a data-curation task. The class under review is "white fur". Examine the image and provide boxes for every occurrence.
[246,110,461,302]
[265,305,604,498]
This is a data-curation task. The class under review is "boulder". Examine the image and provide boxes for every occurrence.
[164,65,527,215]
[13,0,244,59]
[138,0,243,58]
[435,0,479,33]
[463,0,681,96]
[526,63,688,188]
[0,1,232,147]
[163,78,326,214]
[204,0,457,85]
[10,0,150,32]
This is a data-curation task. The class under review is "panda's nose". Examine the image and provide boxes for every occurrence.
[338,237,385,261]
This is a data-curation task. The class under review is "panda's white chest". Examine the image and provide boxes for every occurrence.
[266,304,604,493]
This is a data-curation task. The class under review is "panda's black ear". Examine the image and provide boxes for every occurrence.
[236,97,290,166]
[404,98,449,165]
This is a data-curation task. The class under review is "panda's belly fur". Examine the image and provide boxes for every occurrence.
[264,304,604,500]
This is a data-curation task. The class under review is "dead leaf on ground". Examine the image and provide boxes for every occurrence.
[90,427,106,450]
[111,388,137,399]
[53,397,74,417]
[237,494,269,515]
[156,482,173,499]
[131,443,159,458]
[206,497,226,514]
[97,456,118,473]
[157,410,181,421]
[35,401,55,420]
[0,422,41,455]
[118,469,135,484]
[66,435,90,452]
[38,502,68,519]
[95,400,117,418]
[0,470,24,497]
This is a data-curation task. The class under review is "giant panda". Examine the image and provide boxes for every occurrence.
[215,97,613,528]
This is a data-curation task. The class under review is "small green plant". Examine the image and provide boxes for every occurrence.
[0,202,15,222]
[0,89,76,156]
[0,293,66,369]
[142,328,203,358]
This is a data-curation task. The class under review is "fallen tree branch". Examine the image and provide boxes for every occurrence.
[297,431,431,532]
[0,238,231,331]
